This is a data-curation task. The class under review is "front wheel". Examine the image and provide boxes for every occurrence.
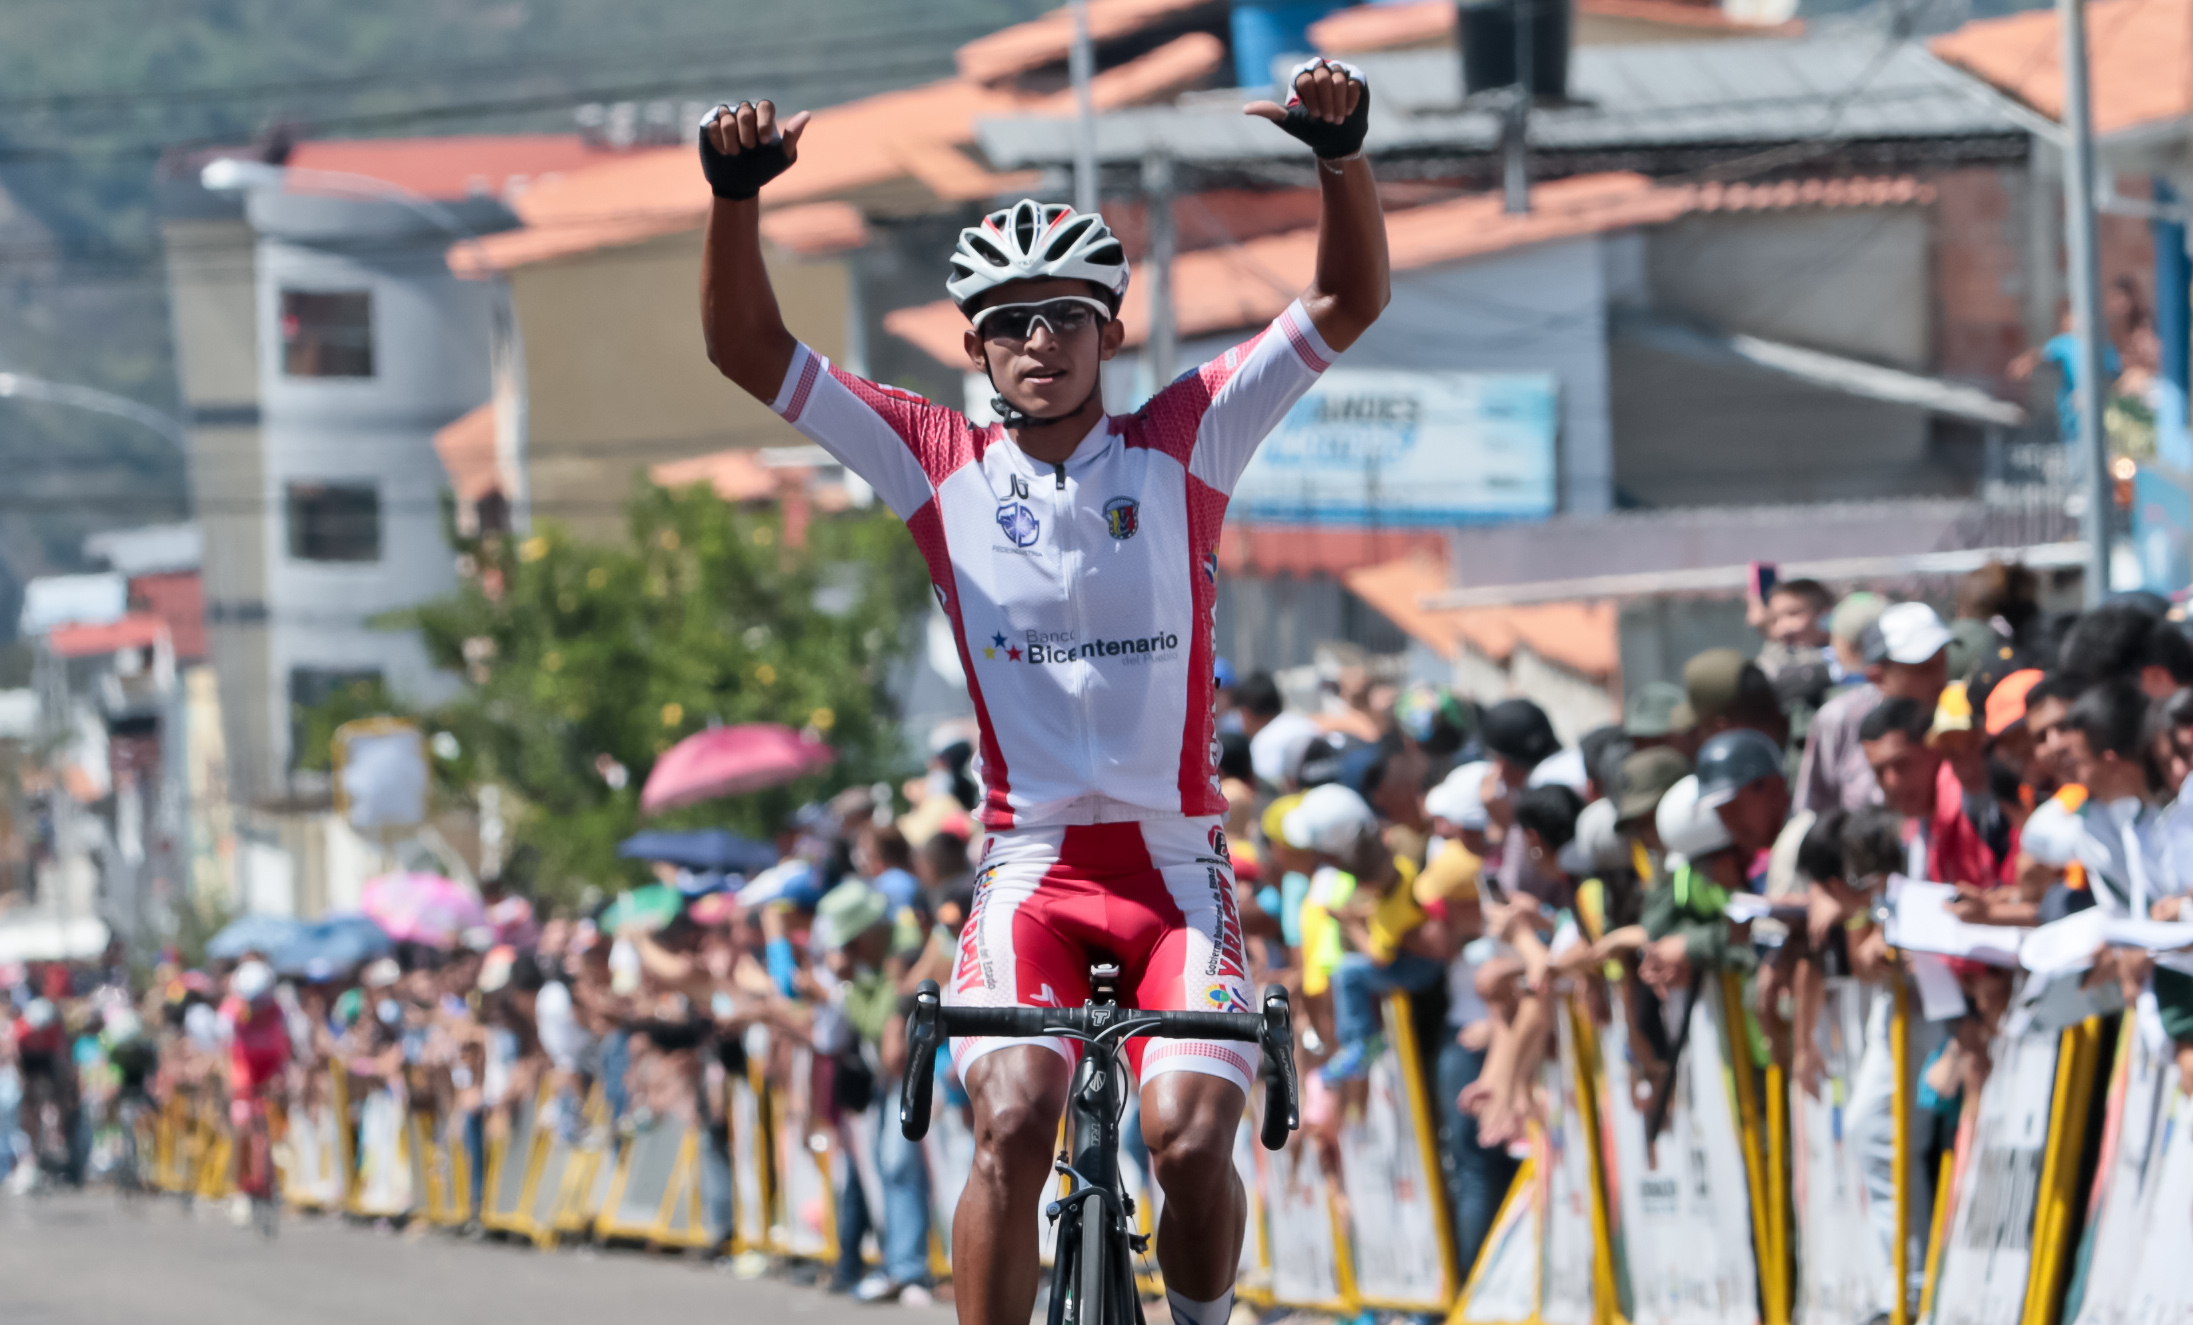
[1077,1198,1109,1325]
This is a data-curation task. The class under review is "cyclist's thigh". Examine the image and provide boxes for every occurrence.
[961,1045,1071,1147]
[1127,818,1257,1093]
[948,829,1096,1081]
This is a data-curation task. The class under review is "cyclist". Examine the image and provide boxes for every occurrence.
[219,958,292,1224]
[100,1006,159,1189]
[699,57,1387,1325]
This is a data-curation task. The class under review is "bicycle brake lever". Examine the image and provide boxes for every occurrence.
[899,980,943,1142]
[1259,984,1299,1150]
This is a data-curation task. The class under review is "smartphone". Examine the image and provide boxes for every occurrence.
[1748,560,1779,603]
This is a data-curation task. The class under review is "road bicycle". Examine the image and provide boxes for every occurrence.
[234,1083,282,1238]
[899,966,1300,1325]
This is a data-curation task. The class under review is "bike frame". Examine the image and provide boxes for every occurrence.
[1051,1007,1148,1325]
[899,973,1299,1325]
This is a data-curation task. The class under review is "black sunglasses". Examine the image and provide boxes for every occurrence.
[971,296,1110,343]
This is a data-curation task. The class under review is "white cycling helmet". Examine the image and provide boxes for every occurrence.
[947,199,1129,315]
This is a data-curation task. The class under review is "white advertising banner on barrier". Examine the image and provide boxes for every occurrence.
[729,1073,768,1250]
[1455,1003,1604,1325]
[1337,1002,1452,1308]
[773,1047,833,1258]
[1261,1130,1346,1309]
[1540,1011,1600,1325]
[1230,368,1559,526]
[1461,1169,1541,1324]
[352,1087,416,1217]
[1597,982,1760,1325]
[281,1101,344,1208]
[2119,1077,2193,1318]
[1926,1030,2061,1325]
[2068,1007,2173,1325]
[1791,978,1894,1325]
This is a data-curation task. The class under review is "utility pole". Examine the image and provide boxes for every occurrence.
[2059,0,2113,603]
[1070,0,1099,215]
[1503,0,1533,214]
[1143,151,1177,387]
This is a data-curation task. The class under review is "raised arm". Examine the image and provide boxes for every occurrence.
[699,100,812,400]
[1246,59,1390,352]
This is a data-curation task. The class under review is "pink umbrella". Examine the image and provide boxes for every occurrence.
[360,872,487,948]
[640,722,835,815]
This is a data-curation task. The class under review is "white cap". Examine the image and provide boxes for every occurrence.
[1869,601,1952,666]
[1425,761,1494,831]
[232,959,275,1001]
[361,957,402,989]
[1655,774,1734,859]
[1525,746,1589,794]
[1280,783,1379,855]
[1249,710,1321,786]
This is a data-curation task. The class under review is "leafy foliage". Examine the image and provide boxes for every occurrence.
[292,673,399,772]
[319,480,931,901]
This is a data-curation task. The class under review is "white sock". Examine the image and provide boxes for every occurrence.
[1166,1287,1235,1325]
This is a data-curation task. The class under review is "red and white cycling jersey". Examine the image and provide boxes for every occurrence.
[770,300,1334,829]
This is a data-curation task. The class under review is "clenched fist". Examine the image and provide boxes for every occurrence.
[699,99,812,201]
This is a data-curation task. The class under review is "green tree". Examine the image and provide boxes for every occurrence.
[325,480,930,902]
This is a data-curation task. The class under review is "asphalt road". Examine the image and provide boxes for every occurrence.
[0,1189,959,1325]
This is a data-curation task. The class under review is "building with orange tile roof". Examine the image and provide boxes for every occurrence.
[1931,0,2193,141]
[283,135,616,203]
[1345,554,1622,738]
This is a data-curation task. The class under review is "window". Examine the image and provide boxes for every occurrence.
[280,289,374,377]
[287,482,380,562]
[290,666,384,771]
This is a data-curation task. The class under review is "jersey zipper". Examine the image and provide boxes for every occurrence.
[1057,452,1099,794]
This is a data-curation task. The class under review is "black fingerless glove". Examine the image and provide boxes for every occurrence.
[698,105,794,201]
[1271,57,1370,160]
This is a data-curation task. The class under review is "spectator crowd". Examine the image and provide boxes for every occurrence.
[7,561,2193,1304]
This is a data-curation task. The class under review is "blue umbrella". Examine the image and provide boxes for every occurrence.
[616,828,779,877]
[275,914,396,982]
[207,915,307,962]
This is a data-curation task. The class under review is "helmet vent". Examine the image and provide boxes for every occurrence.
[966,235,1009,267]
[1043,217,1094,262]
[1013,204,1039,252]
[1087,240,1124,268]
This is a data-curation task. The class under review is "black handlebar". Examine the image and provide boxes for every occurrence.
[897,979,1300,1151]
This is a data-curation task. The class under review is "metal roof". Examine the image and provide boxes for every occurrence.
[1613,312,2028,427]
[976,35,2028,167]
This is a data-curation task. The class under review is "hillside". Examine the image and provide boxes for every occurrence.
[0,0,1048,633]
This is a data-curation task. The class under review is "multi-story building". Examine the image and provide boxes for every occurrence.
[156,136,607,803]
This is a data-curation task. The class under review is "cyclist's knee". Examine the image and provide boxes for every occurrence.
[1141,1075,1243,1196]
[967,1052,1067,1183]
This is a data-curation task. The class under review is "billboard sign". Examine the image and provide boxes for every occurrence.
[1233,368,1558,526]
